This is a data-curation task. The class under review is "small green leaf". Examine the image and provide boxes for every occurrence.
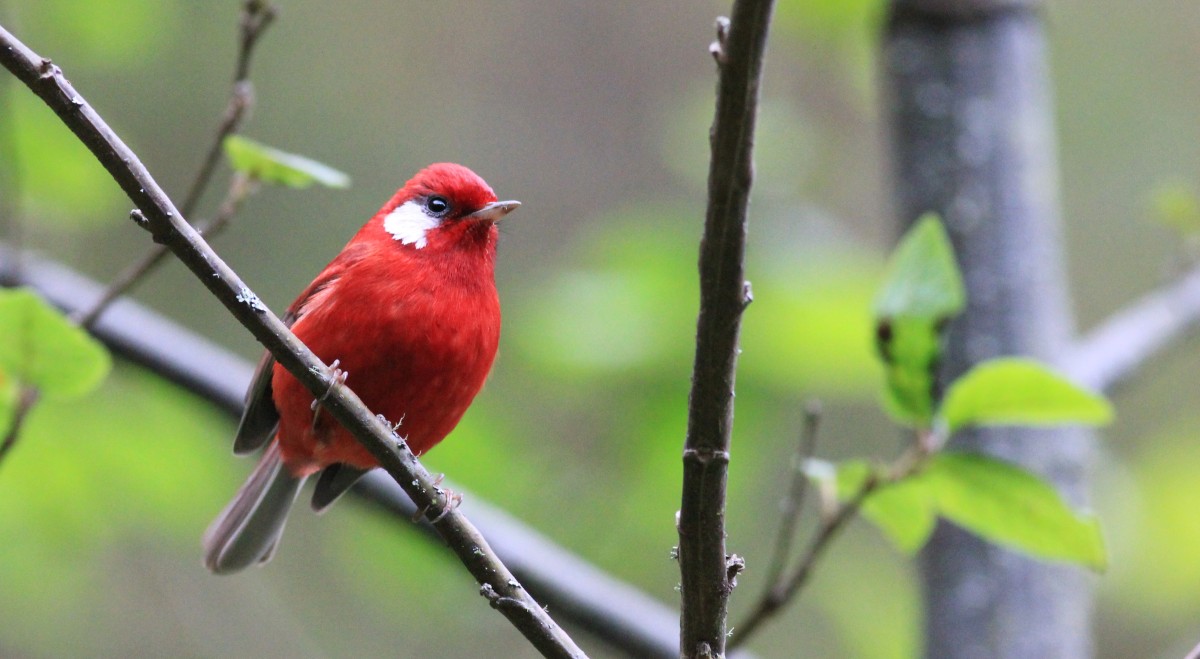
[223,136,350,189]
[873,213,965,321]
[873,214,965,428]
[863,476,937,554]
[831,459,872,499]
[877,317,941,425]
[927,452,1107,570]
[0,289,111,397]
[837,461,937,554]
[939,358,1114,434]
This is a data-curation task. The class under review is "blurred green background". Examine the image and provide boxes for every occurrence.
[1,0,1198,657]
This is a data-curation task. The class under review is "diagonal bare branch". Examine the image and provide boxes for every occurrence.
[76,0,276,329]
[0,25,585,658]
[1062,262,1200,394]
[0,386,39,471]
[0,243,725,659]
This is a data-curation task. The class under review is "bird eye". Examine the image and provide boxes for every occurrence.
[425,196,450,216]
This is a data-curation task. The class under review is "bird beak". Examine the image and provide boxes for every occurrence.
[466,200,521,223]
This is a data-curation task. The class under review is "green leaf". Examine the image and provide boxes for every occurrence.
[876,317,941,425]
[837,461,937,554]
[223,136,350,189]
[873,213,965,321]
[873,215,965,427]
[927,452,1107,570]
[863,476,937,554]
[939,358,1114,434]
[0,289,111,397]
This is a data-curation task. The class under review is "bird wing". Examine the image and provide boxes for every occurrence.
[231,244,368,454]
[232,348,282,454]
[311,463,370,512]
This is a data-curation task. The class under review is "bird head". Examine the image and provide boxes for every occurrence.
[377,163,519,252]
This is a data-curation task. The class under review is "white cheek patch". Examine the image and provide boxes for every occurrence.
[382,200,439,249]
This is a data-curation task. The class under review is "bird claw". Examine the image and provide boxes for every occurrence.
[411,486,462,524]
[311,359,348,431]
[429,489,462,524]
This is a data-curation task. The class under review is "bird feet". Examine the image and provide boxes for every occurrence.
[411,477,462,524]
[429,489,462,524]
[311,359,348,431]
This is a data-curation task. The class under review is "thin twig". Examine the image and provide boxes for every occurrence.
[678,3,776,657]
[0,26,585,659]
[730,444,925,648]
[76,172,257,328]
[0,244,731,659]
[0,386,40,471]
[1062,261,1200,394]
[724,263,1200,649]
[757,401,822,595]
[730,473,878,647]
[182,0,274,214]
[75,0,274,329]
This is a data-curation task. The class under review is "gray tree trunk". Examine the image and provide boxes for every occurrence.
[884,2,1095,658]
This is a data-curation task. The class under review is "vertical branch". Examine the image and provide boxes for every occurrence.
[2,245,692,659]
[884,1,1094,657]
[678,1,776,657]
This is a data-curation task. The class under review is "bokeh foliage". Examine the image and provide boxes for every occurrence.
[0,0,1198,657]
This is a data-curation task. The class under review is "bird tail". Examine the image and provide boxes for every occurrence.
[203,441,306,574]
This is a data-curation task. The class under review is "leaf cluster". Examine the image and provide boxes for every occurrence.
[837,215,1112,569]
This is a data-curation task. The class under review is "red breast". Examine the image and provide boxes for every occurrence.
[270,163,518,476]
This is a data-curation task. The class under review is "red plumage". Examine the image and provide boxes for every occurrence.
[204,163,517,573]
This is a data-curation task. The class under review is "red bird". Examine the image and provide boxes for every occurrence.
[204,163,518,573]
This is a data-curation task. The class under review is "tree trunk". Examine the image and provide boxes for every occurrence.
[884,2,1095,658]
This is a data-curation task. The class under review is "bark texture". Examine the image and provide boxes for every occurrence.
[884,3,1095,658]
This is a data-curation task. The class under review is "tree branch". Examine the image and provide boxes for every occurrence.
[0,386,39,471]
[76,171,256,328]
[0,25,585,659]
[729,473,877,647]
[679,2,776,657]
[756,401,821,597]
[718,223,1200,654]
[75,0,274,329]
[0,242,735,659]
[1062,262,1200,394]
[729,442,926,648]
[184,0,274,214]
